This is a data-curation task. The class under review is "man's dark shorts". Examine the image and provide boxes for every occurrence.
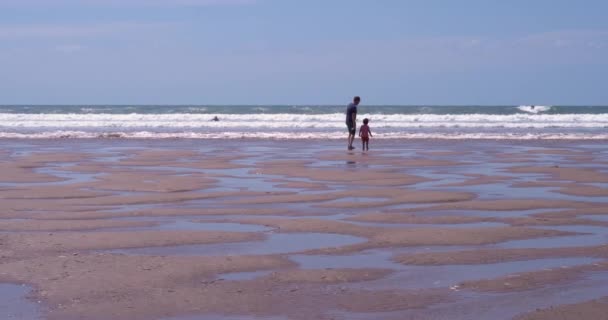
[346,121,356,135]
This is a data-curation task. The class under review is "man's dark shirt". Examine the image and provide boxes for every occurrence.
[346,103,357,125]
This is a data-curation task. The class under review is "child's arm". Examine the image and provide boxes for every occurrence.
[358,128,361,137]
[369,128,373,137]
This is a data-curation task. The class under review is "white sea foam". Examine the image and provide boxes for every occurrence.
[0,112,606,140]
[0,130,607,140]
[0,113,607,129]
[80,108,97,113]
[517,105,552,114]
[187,107,208,112]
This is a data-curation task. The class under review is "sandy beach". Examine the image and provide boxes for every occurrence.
[1,138,608,320]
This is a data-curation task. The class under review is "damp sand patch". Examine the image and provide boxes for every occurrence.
[395,245,608,266]
[2,231,264,259]
[355,257,602,291]
[0,253,446,320]
[458,261,608,293]
[499,225,608,249]
[109,233,366,256]
[0,219,158,232]
[103,218,273,233]
[401,199,598,213]
[342,270,608,320]
[509,166,608,183]
[219,218,577,255]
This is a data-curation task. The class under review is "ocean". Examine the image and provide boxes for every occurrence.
[0,105,607,140]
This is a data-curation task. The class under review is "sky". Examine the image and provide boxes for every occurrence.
[0,0,607,105]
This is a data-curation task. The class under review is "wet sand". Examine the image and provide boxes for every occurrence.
[0,139,607,319]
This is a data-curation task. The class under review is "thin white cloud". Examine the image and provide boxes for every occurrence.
[0,0,256,7]
[513,29,608,48]
[0,21,178,38]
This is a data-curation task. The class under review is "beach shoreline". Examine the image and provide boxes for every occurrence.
[1,138,607,320]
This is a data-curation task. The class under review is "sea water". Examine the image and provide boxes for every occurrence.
[0,105,607,140]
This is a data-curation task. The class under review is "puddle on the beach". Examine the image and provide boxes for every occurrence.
[441,209,561,219]
[314,160,390,170]
[190,213,357,223]
[9,150,35,158]
[379,149,421,158]
[110,233,366,256]
[0,284,41,320]
[438,162,519,177]
[205,168,253,177]
[442,163,547,183]
[201,187,242,193]
[217,270,274,281]
[126,165,252,178]
[290,250,403,270]
[454,183,562,200]
[390,245,482,256]
[545,189,608,203]
[242,146,284,153]
[378,203,435,211]
[148,164,318,193]
[92,151,133,163]
[313,213,359,220]
[407,170,467,188]
[524,153,572,164]
[0,164,100,187]
[159,221,272,232]
[581,215,608,223]
[359,257,601,291]
[323,197,389,205]
[230,156,268,167]
[587,182,608,189]
[237,195,344,213]
[500,225,608,249]
[101,202,164,213]
[37,166,100,185]
[0,218,28,222]
[209,175,280,192]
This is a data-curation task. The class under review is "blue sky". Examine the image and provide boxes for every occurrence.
[0,0,607,105]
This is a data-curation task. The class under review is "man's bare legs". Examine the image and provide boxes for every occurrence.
[345,96,360,151]
[348,133,356,150]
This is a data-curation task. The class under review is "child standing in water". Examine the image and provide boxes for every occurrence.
[359,118,373,151]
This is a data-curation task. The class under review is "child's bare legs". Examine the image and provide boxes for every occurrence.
[362,139,369,151]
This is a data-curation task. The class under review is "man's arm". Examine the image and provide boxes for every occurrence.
[351,112,357,126]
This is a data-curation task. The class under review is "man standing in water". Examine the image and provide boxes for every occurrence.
[346,96,360,150]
